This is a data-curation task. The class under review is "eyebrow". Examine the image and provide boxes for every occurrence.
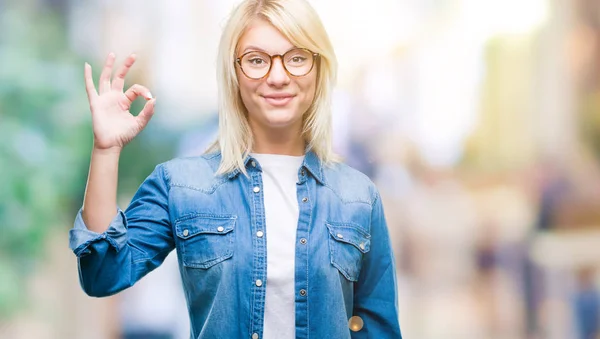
[242,45,267,54]
[241,45,297,55]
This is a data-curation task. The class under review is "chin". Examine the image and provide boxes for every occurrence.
[264,118,298,129]
[262,109,301,127]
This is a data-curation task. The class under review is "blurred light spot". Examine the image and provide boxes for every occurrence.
[465,0,549,36]
[348,315,364,331]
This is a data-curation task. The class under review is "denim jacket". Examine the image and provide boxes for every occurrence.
[69,150,402,339]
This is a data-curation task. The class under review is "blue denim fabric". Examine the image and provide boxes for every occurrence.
[69,150,402,339]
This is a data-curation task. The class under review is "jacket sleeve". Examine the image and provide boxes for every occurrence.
[352,191,402,338]
[68,164,175,297]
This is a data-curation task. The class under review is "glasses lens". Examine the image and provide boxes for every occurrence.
[240,51,271,79]
[283,49,314,76]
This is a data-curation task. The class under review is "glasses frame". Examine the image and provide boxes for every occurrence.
[236,47,319,80]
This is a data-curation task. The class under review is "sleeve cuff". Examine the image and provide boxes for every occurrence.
[68,207,128,257]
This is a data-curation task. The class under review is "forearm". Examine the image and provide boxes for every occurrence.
[81,147,121,233]
[70,163,174,297]
[351,191,402,337]
[353,262,402,338]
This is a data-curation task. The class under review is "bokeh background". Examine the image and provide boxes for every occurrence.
[3,0,600,338]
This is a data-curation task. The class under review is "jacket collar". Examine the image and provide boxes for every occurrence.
[223,147,325,185]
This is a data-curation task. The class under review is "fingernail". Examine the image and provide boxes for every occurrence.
[146,92,153,99]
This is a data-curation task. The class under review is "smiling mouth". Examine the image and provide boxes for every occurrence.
[262,95,295,106]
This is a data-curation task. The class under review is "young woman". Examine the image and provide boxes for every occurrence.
[69,0,402,338]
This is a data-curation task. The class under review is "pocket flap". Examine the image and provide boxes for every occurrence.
[175,214,236,239]
[326,221,371,253]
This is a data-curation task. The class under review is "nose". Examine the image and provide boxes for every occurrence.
[266,56,290,87]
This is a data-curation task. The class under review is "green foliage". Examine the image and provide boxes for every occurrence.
[0,4,176,318]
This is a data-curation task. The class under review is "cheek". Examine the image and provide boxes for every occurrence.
[237,75,259,108]
[298,77,317,106]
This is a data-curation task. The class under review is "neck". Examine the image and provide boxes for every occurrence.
[250,122,305,156]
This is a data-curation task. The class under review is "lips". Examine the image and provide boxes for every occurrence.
[262,94,295,106]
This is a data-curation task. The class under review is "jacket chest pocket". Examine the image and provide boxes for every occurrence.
[175,214,236,269]
[326,221,371,281]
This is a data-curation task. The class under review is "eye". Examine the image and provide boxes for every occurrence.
[291,56,307,63]
[243,52,270,67]
[249,58,265,65]
[285,49,312,65]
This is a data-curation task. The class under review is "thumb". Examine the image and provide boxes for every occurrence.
[135,98,156,129]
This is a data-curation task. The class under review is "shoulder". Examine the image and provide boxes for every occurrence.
[157,152,226,193]
[321,161,379,205]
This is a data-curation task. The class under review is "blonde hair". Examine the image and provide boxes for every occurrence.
[206,0,340,176]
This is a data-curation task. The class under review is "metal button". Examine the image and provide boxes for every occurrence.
[299,289,307,296]
[348,316,364,332]
[301,169,306,176]
[257,231,264,238]
[359,243,365,250]
[336,233,344,239]
[252,333,259,339]
[300,238,307,245]
[255,279,263,287]
[253,186,260,193]
[217,226,224,232]
[251,160,256,167]
[182,229,189,237]
[302,197,308,203]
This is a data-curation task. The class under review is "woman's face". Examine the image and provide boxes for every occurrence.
[236,18,317,135]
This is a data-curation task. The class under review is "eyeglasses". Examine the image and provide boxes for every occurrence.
[236,48,319,80]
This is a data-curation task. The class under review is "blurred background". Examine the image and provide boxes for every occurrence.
[2,0,600,338]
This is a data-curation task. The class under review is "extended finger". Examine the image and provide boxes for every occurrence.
[99,52,115,94]
[84,63,98,101]
[112,54,136,91]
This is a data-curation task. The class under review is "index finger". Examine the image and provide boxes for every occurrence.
[84,63,98,101]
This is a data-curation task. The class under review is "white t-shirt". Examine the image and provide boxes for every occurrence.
[250,153,304,339]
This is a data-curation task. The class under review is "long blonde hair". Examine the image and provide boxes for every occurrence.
[206,0,339,176]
